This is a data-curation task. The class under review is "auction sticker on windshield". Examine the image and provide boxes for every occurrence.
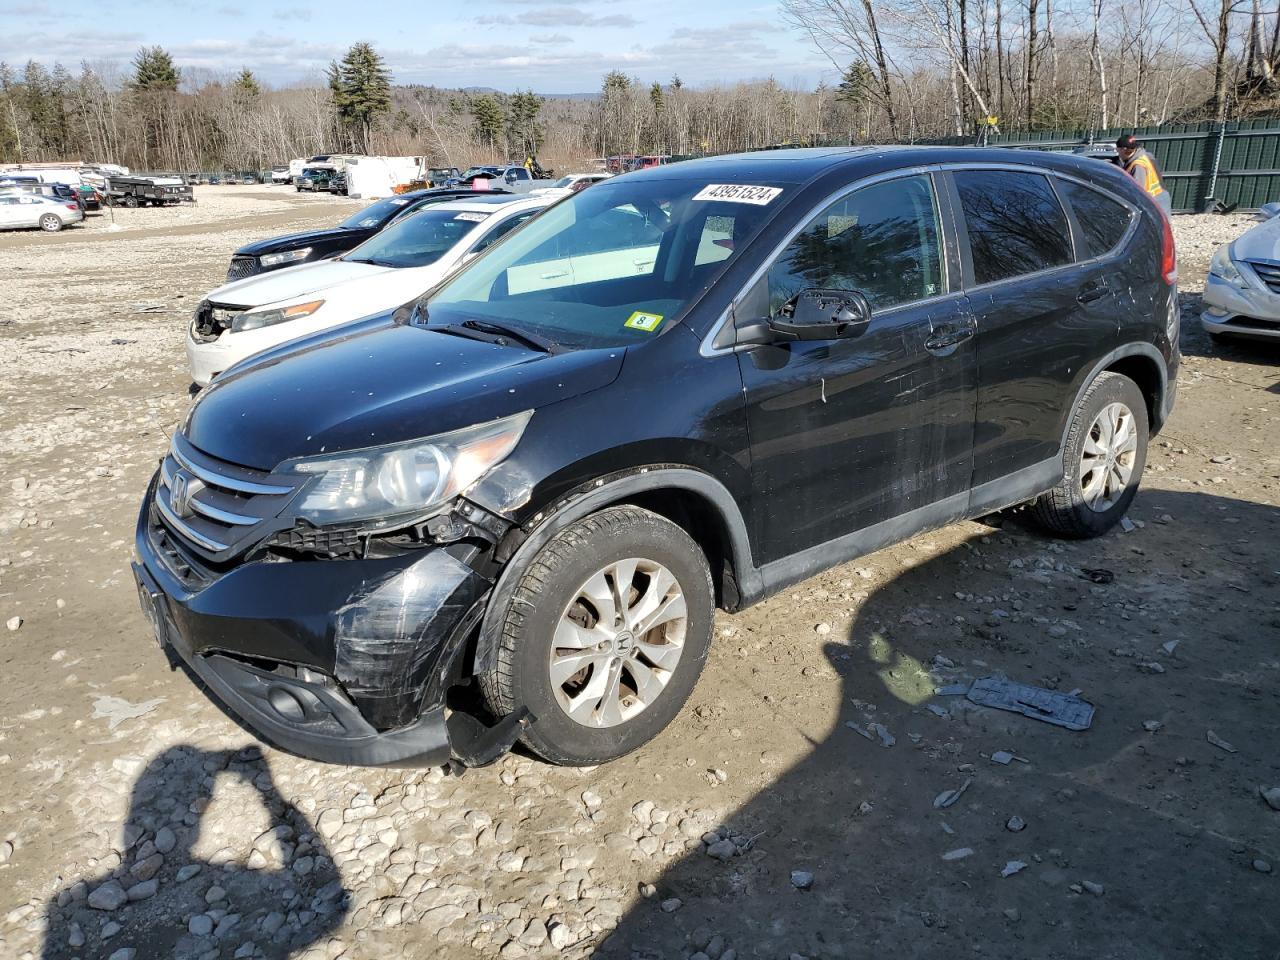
[454,212,489,222]
[624,311,664,332]
[692,184,783,205]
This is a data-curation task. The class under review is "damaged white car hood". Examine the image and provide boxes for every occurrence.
[205,259,392,308]
[1229,214,1280,263]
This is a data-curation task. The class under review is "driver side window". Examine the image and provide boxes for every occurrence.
[766,174,944,315]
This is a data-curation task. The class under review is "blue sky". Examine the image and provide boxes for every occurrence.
[0,0,834,93]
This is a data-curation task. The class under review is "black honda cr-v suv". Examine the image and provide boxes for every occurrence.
[134,147,1178,768]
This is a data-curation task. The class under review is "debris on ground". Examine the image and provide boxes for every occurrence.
[1206,730,1238,753]
[90,695,165,730]
[1080,567,1115,584]
[1260,786,1280,811]
[1001,860,1027,877]
[934,778,974,809]
[942,848,974,861]
[965,677,1095,730]
[867,722,896,748]
[1006,816,1027,832]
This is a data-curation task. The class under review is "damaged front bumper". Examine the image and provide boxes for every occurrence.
[132,492,516,767]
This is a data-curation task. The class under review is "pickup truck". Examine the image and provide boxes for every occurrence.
[107,176,194,207]
[465,166,551,194]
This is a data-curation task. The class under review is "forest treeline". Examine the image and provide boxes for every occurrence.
[1,0,1275,173]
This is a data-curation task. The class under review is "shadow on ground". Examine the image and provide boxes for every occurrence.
[599,489,1280,960]
[41,745,348,960]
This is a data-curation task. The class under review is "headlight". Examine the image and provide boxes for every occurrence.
[283,410,533,528]
[1209,244,1244,286]
[231,299,324,333]
[260,247,312,268]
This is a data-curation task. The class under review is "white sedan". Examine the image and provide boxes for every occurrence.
[1202,205,1280,342]
[0,192,84,232]
[186,194,552,385]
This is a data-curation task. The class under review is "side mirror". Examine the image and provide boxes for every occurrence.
[737,288,873,346]
[1259,201,1280,220]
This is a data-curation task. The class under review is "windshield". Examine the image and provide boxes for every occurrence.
[424,177,783,350]
[550,176,574,188]
[344,206,491,268]
[337,195,416,230]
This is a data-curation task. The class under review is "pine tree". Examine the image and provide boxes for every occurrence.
[131,46,180,92]
[471,95,504,150]
[649,82,665,113]
[232,68,261,102]
[836,61,873,105]
[505,90,543,157]
[327,42,392,153]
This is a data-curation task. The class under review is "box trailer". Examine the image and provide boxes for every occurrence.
[107,175,194,207]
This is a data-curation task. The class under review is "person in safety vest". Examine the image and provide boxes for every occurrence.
[1117,134,1172,216]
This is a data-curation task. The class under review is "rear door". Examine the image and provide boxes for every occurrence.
[947,167,1116,486]
[737,172,978,563]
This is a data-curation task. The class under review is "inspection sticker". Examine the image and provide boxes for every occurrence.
[624,311,664,332]
[453,211,489,222]
[692,184,783,205]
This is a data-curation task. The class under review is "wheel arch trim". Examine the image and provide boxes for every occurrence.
[1062,342,1170,447]
[471,467,760,678]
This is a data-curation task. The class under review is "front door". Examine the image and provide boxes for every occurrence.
[737,173,977,564]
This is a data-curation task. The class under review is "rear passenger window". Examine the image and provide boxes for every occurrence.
[955,170,1073,285]
[1056,180,1133,259]
[766,174,944,313]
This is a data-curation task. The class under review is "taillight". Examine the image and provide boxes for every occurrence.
[1159,208,1176,285]
[66,203,78,211]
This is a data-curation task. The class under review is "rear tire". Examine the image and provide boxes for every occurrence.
[479,506,714,766]
[39,214,62,232]
[1030,372,1148,538]
[122,195,138,208]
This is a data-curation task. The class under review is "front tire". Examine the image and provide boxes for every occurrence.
[39,214,62,232]
[1030,372,1148,538]
[480,506,714,765]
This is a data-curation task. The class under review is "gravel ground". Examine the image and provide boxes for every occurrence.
[0,191,1278,960]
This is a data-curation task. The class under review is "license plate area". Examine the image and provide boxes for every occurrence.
[133,565,167,649]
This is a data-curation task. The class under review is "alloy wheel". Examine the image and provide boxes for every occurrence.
[1079,401,1137,512]
[549,557,688,728]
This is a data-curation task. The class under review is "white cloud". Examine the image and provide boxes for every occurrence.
[479,6,639,28]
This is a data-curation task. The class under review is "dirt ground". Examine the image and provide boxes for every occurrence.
[0,186,1277,960]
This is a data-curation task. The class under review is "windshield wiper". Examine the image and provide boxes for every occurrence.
[345,256,400,267]
[456,318,563,354]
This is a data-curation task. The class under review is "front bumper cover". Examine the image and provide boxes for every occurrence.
[133,495,502,767]
[1201,270,1280,339]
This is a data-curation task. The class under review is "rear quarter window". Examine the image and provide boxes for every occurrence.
[955,170,1073,285]
[1056,179,1135,259]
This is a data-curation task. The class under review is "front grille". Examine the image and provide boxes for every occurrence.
[146,506,215,590]
[154,435,301,561]
[190,300,245,343]
[226,256,260,282]
[1247,260,1280,294]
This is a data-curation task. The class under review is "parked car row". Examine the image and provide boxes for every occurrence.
[0,191,85,231]
[135,147,1179,775]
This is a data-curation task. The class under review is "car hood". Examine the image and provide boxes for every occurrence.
[206,259,393,308]
[186,322,627,470]
[234,227,368,257]
[1231,215,1280,264]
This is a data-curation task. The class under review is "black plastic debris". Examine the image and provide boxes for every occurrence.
[965,677,1095,730]
[1080,567,1114,584]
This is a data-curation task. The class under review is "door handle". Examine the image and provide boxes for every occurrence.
[1077,284,1110,304]
[925,324,975,352]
